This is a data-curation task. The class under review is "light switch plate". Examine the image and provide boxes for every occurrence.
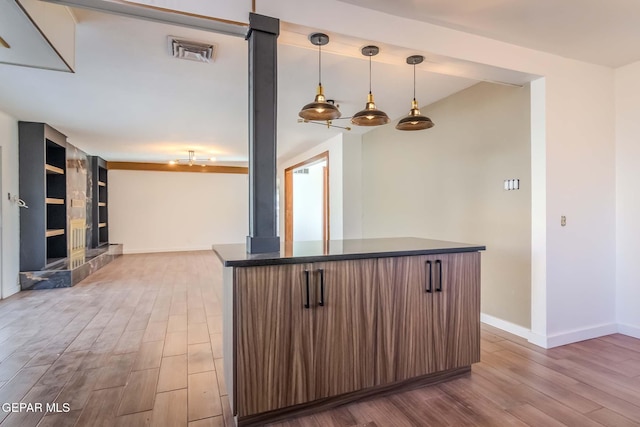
[561,216,566,227]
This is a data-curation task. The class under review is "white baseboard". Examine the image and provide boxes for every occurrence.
[2,285,21,299]
[480,313,531,340]
[123,247,212,255]
[480,314,622,349]
[528,332,549,348]
[544,323,619,348]
[618,323,640,340]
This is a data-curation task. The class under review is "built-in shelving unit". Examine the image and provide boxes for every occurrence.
[45,198,65,205]
[19,122,69,271]
[45,229,65,238]
[90,156,109,247]
[45,164,64,175]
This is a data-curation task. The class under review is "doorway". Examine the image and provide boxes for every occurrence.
[284,151,329,242]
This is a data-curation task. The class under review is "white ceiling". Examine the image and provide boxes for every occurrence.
[337,0,640,68]
[0,8,487,163]
[1,0,637,164]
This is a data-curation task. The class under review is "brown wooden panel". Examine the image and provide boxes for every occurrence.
[376,252,481,384]
[235,264,315,416]
[284,169,293,243]
[432,252,481,371]
[107,161,248,174]
[312,259,377,398]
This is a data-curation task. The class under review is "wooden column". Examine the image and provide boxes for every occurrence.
[246,13,280,254]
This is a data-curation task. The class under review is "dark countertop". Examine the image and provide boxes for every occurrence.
[212,237,485,267]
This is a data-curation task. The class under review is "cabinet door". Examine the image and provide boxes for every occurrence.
[312,259,378,399]
[431,252,481,371]
[235,263,315,417]
[376,255,437,384]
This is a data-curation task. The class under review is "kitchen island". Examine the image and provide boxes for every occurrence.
[213,237,485,426]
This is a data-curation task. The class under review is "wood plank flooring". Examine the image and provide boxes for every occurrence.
[0,251,639,426]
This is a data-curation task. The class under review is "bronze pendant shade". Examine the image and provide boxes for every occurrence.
[298,33,341,121]
[396,55,434,131]
[351,46,390,127]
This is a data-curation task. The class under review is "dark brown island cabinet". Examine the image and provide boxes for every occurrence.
[213,237,485,426]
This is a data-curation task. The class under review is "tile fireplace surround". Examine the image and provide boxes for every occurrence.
[19,244,123,290]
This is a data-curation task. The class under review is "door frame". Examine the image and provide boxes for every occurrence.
[284,151,330,242]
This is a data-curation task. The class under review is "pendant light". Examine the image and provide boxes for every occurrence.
[351,45,390,126]
[298,33,341,121]
[396,55,434,131]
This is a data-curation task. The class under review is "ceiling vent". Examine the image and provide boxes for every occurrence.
[168,36,215,63]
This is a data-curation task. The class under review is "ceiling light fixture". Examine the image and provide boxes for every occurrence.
[351,46,389,127]
[297,118,351,131]
[298,33,341,121]
[169,150,216,167]
[396,55,434,131]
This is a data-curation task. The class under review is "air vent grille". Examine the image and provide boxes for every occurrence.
[168,36,215,63]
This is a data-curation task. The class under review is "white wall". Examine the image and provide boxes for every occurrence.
[292,162,325,241]
[615,61,640,339]
[109,170,248,253]
[262,0,617,347]
[362,83,532,328]
[0,110,20,299]
[279,134,345,240]
[279,133,365,241]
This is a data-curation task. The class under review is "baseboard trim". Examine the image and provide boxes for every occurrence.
[2,285,21,299]
[480,313,531,340]
[528,332,548,348]
[618,323,640,340]
[545,323,619,348]
[480,314,622,349]
[123,247,213,255]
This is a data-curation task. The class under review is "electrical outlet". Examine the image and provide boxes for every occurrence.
[561,216,566,227]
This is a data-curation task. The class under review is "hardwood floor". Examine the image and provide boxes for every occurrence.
[0,251,638,426]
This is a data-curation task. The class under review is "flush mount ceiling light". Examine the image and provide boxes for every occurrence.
[351,45,390,127]
[168,36,215,63]
[298,33,342,121]
[396,55,434,131]
[169,150,216,167]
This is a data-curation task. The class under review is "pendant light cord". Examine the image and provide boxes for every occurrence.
[413,62,416,100]
[318,44,322,86]
[368,54,372,94]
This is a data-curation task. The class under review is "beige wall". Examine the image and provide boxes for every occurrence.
[361,82,532,328]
